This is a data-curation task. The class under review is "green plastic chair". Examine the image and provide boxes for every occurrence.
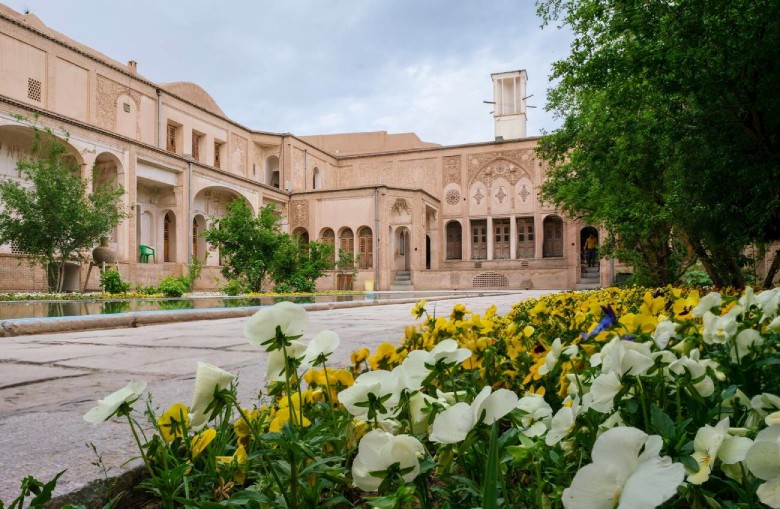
[139,245,156,263]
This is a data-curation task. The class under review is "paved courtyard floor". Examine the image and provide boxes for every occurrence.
[0,290,554,501]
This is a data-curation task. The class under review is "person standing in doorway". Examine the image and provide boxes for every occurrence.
[585,233,598,267]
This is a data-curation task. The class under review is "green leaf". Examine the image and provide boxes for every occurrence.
[650,404,676,441]
[482,422,500,509]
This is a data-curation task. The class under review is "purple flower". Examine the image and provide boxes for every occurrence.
[581,305,618,340]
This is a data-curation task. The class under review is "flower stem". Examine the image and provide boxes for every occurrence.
[126,414,154,478]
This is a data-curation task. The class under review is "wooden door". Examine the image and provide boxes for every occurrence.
[516,218,535,258]
[494,219,510,259]
[471,220,487,260]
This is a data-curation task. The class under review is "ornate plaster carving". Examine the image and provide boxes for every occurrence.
[495,187,507,204]
[468,150,535,187]
[473,188,485,205]
[289,200,309,229]
[390,198,411,216]
[519,184,531,202]
[445,189,461,205]
[96,74,143,131]
[442,155,462,185]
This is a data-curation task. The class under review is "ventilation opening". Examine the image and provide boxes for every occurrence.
[10,241,27,254]
[472,271,509,288]
[27,78,42,102]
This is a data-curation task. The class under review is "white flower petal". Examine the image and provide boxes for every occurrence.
[300,330,340,371]
[244,301,308,348]
[563,463,624,509]
[757,477,780,509]
[83,381,147,424]
[620,454,684,509]
[476,388,519,425]
[719,436,753,465]
[746,425,780,481]
[430,402,474,444]
[190,362,235,429]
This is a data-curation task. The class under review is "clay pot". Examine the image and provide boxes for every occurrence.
[92,236,117,264]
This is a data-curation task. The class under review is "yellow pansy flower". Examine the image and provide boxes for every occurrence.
[191,428,216,459]
[369,342,398,370]
[269,406,311,432]
[157,402,189,443]
[216,444,247,484]
[350,347,370,366]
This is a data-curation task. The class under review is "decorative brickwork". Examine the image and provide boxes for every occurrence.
[229,133,248,174]
[96,74,144,131]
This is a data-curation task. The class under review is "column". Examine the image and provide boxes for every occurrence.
[509,215,517,260]
[487,216,494,261]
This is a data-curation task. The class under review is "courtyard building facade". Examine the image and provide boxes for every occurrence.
[0,4,611,292]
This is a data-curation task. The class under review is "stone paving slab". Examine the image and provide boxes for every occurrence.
[0,290,554,502]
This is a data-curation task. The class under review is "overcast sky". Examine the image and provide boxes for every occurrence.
[12,1,573,146]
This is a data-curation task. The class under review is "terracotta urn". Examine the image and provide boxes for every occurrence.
[92,236,117,264]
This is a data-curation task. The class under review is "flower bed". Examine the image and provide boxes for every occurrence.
[9,286,779,508]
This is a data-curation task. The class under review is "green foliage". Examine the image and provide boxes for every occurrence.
[680,265,713,288]
[1,470,65,508]
[221,278,248,296]
[536,0,780,288]
[204,201,333,293]
[0,124,127,292]
[157,276,188,298]
[99,269,130,294]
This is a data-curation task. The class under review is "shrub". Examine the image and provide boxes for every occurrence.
[221,278,248,296]
[99,268,130,294]
[157,276,188,298]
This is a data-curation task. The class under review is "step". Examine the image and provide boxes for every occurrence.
[576,283,601,290]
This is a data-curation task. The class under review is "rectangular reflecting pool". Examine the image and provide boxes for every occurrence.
[0,291,509,320]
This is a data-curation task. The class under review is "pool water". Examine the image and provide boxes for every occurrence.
[0,291,504,320]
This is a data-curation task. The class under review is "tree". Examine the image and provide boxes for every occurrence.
[536,0,780,288]
[202,201,333,292]
[0,126,127,292]
[203,200,281,292]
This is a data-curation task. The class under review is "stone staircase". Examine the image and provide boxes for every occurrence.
[389,271,413,291]
[576,264,601,290]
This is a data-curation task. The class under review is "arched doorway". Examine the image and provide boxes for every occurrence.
[192,215,207,262]
[580,226,599,269]
[542,215,564,258]
[395,227,411,271]
[265,155,280,188]
[163,211,176,262]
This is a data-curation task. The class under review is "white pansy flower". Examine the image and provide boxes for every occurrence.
[586,371,623,414]
[730,328,764,362]
[748,393,780,428]
[299,330,340,371]
[352,430,425,492]
[546,398,581,446]
[562,426,684,509]
[392,350,432,392]
[602,339,654,377]
[429,386,518,444]
[667,349,714,397]
[746,425,780,508]
[566,373,590,397]
[687,418,753,485]
[768,316,780,333]
[652,319,678,350]
[429,339,472,365]
[702,309,740,345]
[516,394,553,438]
[693,292,722,318]
[539,338,578,376]
[189,362,235,429]
[338,370,401,421]
[84,381,147,424]
[757,288,780,322]
[409,391,439,434]
[265,340,306,382]
[244,301,308,348]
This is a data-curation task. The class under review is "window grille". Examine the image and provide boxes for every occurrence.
[27,78,42,102]
[472,271,509,288]
[214,142,222,168]
[192,133,201,161]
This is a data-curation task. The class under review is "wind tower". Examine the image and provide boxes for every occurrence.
[491,70,528,141]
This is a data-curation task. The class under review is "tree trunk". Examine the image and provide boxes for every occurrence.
[764,249,780,289]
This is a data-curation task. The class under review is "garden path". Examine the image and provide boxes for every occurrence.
[0,290,554,501]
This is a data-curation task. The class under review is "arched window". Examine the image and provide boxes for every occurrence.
[339,228,354,257]
[192,218,199,259]
[293,227,309,253]
[358,226,373,269]
[446,221,462,260]
[543,215,564,258]
[312,167,321,190]
[320,228,335,265]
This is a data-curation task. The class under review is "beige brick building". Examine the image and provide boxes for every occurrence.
[0,4,610,292]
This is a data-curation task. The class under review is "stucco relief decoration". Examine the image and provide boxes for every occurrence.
[390,198,411,216]
[96,75,141,130]
[468,150,535,186]
[473,188,485,205]
[398,158,437,189]
[442,155,462,185]
[290,200,309,229]
[495,187,507,204]
[445,189,461,205]
[230,134,248,174]
[519,185,531,203]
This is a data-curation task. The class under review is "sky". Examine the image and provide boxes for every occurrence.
[11,1,573,146]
